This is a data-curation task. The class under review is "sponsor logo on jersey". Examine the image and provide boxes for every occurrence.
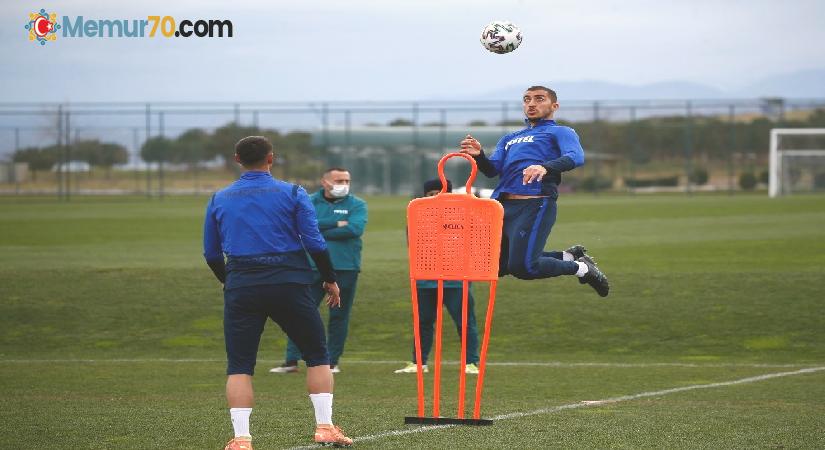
[505,135,534,150]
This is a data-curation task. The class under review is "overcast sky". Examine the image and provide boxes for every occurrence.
[1,0,824,102]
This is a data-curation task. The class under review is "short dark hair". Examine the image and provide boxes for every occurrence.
[526,85,557,103]
[323,167,349,175]
[234,136,273,167]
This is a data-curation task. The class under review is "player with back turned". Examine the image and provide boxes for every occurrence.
[203,136,352,449]
[459,85,610,296]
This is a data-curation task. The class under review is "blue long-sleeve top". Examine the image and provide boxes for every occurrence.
[203,171,329,288]
[473,119,585,199]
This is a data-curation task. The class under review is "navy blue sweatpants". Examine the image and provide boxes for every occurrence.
[224,283,329,375]
[498,197,579,280]
[284,270,359,366]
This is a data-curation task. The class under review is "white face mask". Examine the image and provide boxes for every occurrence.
[329,184,349,198]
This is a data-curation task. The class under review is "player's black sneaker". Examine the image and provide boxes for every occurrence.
[565,244,588,260]
[577,256,609,297]
[567,245,592,284]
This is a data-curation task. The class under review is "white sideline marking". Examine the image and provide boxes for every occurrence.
[0,358,815,369]
[286,366,825,450]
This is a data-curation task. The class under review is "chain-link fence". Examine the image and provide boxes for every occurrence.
[2,98,824,198]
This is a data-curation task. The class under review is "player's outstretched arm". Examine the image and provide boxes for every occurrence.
[459,135,482,156]
[459,134,500,177]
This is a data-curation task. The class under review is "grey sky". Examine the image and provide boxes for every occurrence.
[1,0,824,102]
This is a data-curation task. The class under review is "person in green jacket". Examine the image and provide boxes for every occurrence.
[271,167,367,374]
[394,178,480,375]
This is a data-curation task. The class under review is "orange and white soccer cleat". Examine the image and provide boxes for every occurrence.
[314,424,353,447]
[224,436,252,450]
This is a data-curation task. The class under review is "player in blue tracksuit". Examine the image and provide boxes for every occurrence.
[203,136,352,448]
[459,85,609,296]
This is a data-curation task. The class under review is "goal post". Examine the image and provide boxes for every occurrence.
[769,128,825,197]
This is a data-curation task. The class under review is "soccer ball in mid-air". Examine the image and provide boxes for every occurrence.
[480,20,522,54]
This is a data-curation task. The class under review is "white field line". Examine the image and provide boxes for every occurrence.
[0,358,816,369]
[285,366,825,450]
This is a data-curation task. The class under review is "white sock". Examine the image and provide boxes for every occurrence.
[575,261,589,277]
[562,251,575,261]
[309,393,333,425]
[230,407,252,437]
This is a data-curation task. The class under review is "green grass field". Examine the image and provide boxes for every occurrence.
[1,193,824,449]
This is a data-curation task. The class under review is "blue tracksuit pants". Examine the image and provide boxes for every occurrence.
[498,197,579,279]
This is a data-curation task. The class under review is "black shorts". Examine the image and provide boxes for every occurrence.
[224,283,329,375]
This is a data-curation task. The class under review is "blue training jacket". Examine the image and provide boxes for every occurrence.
[203,171,327,288]
[475,118,585,199]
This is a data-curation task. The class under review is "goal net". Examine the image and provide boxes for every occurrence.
[769,128,825,197]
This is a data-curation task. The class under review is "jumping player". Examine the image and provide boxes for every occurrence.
[459,85,609,296]
[203,136,352,449]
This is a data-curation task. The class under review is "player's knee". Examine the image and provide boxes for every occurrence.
[507,260,535,280]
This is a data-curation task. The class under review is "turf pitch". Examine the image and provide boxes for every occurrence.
[1,193,824,448]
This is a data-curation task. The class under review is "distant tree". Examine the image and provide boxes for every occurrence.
[739,117,772,154]
[97,143,129,178]
[758,169,769,185]
[261,129,283,171]
[271,131,320,180]
[275,131,312,153]
[805,108,825,127]
[468,120,488,126]
[174,128,210,166]
[70,140,101,166]
[141,136,175,163]
[70,140,129,178]
[13,146,59,181]
[388,118,413,127]
[815,172,825,189]
[739,172,757,190]
[207,123,263,168]
[689,167,709,185]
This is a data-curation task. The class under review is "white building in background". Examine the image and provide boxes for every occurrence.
[0,162,28,183]
[52,161,91,173]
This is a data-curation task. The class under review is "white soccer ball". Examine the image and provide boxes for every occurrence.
[480,20,522,54]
